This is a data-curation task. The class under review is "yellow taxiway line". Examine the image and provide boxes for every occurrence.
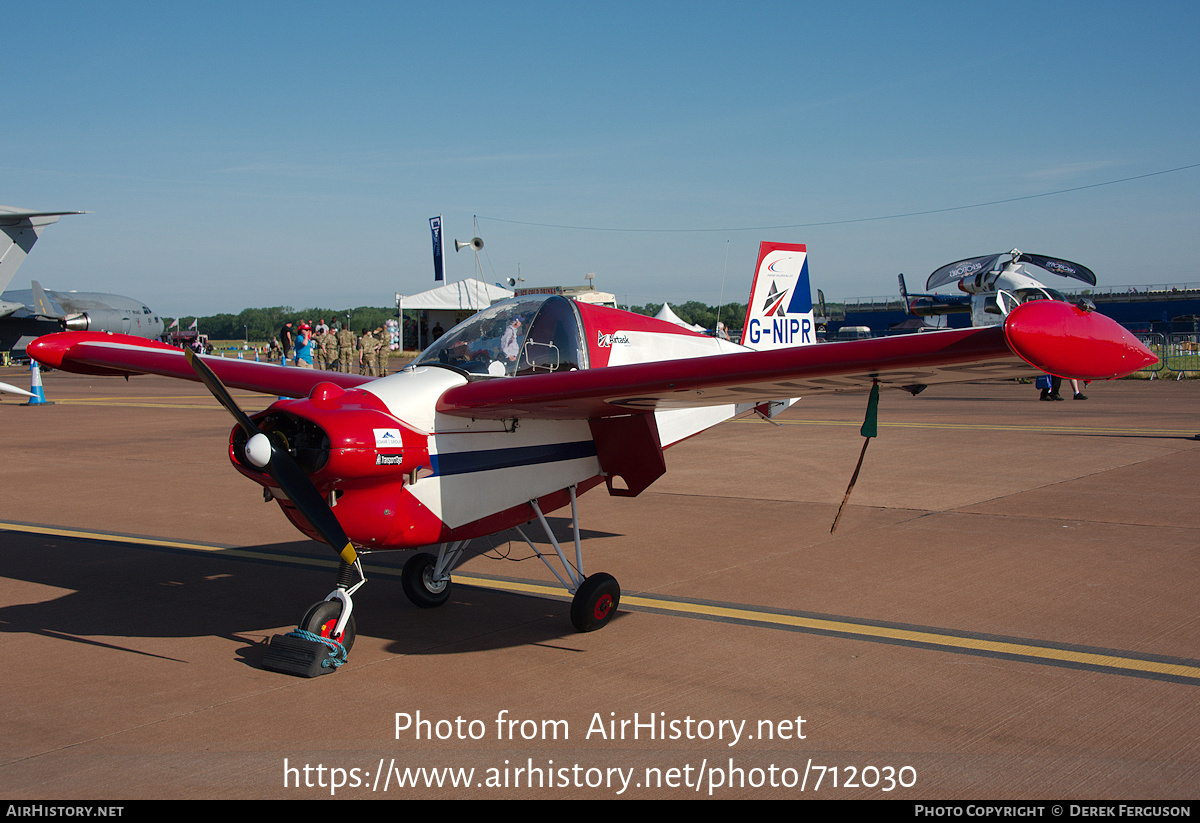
[4,519,1197,684]
[44,394,270,410]
[729,418,1196,437]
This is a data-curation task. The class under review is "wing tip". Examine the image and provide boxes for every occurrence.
[1004,301,1158,379]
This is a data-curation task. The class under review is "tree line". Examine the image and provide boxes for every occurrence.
[622,301,749,330]
[175,306,402,341]
[180,301,750,342]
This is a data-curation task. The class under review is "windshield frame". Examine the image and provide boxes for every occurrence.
[408,294,588,379]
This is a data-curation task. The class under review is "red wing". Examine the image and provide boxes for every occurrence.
[30,303,1154,420]
[28,332,373,397]
[437,302,1155,420]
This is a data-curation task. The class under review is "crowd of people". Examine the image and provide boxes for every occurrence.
[275,318,401,376]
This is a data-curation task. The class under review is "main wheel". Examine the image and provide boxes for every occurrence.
[570,573,620,633]
[300,599,356,652]
[402,552,452,608]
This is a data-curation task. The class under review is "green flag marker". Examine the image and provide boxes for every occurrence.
[860,382,879,438]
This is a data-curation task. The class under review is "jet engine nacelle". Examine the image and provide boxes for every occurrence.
[63,309,131,334]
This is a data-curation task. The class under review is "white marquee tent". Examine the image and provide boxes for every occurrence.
[654,303,705,332]
[400,279,514,350]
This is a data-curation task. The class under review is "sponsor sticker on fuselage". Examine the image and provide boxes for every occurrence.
[374,428,402,447]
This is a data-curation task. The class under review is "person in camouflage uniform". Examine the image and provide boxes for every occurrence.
[375,326,389,377]
[321,325,340,371]
[337,324,356,373]
[313,329,328,371]
[359,328,379,377]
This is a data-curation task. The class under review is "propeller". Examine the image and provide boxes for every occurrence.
[183,348,358,567]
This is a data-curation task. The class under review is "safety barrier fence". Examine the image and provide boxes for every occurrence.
[1134,334,1166,376]
[1130,333,1200,377]
[1164,332,1200,375]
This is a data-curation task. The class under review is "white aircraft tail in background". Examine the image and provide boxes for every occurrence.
[0,207,86,295]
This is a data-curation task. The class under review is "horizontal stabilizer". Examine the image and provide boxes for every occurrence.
[0,208,89,222]
[0,207,87,295]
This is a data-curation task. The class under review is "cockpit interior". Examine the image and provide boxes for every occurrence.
[409,295,588,378]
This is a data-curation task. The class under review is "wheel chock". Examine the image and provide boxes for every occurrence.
[262,633,344,677]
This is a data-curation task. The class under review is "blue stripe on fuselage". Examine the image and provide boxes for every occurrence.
[430,440,598,477]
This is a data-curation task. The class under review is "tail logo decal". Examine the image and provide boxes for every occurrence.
[762,282,791,317]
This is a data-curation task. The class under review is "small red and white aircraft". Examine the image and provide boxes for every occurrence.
[28,242,1156,674]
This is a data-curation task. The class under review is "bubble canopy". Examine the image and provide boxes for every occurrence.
[410,294,588,378]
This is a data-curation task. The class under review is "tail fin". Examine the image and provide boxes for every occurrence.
[740,242,816,351]
[898,273,912,315]
[0,208,85,294]
[30,280,61,318]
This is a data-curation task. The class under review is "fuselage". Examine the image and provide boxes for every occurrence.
[0,288,164,352]
[231,294,752,553]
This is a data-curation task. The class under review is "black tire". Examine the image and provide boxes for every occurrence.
[570,573,620,633]
[402,552,452,608]
[300,599,356,653]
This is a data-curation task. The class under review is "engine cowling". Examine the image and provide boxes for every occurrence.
[63,310,124,333]
[229,382,444,549]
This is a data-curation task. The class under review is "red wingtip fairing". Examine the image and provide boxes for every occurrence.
[26,334,67,370]
[27,331,142,376]
[1003,301,1158,380]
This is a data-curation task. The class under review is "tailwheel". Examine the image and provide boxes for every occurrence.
[570,572,620,633]
[300,599,356,653]
[402,552,452,608]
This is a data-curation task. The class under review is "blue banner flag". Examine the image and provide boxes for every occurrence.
[429,216,444,282]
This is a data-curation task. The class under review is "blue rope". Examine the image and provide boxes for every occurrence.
[288,629,348,668]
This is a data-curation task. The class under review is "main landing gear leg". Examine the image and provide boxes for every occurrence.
[513,485,620,633]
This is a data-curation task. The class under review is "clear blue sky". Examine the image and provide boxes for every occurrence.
[5,1,1197,317]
